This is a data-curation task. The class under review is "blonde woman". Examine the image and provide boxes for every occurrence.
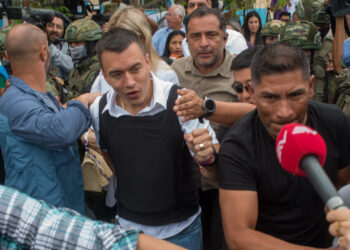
[90,7,179,93]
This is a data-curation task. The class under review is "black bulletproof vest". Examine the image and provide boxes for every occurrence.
[98,85,198,226]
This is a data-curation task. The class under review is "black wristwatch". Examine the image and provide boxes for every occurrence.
[199,97,216,123]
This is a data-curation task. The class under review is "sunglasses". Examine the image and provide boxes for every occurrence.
[232,83,250,93]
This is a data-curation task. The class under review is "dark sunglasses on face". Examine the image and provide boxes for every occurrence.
[232,83,250,93]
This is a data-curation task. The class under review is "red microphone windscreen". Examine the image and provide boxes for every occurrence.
[275,123,327,176]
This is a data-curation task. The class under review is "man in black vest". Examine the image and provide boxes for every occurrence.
[89,28,219,249]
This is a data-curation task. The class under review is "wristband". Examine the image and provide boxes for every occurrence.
[195,150,218,167]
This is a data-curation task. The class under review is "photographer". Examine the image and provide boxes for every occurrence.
[44,12,73,82]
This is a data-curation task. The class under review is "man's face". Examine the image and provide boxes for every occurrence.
[280,15,291,23]
[265,36,277,44]
[233,67,255,104]
[45,17,64,42]
[187,0,211,15]
[101,42,152,110]
[254,69,314,139]
[187,15,226,72]
[166,6,183,30]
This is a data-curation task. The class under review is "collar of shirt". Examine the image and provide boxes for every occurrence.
[166,25,185,33]
[9,76,60,110]
[184,50,233,78]
[102,72,170,118]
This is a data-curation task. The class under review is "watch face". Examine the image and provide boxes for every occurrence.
[205,99,216,113]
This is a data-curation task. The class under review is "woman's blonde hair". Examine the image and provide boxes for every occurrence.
[108,7,161,71]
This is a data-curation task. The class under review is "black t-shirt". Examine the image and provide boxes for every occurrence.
[218,100,350,248]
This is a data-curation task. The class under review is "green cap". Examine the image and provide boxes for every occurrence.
[64,18,103,43]
[279,20,322,50]
[0,24,17,54]
[261,20,285,37]
[295,0,330,25]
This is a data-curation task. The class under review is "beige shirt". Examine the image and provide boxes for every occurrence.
[172,50,237,132]
[172,50,237,190]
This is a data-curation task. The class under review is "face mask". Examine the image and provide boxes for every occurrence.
[69,44,87,64]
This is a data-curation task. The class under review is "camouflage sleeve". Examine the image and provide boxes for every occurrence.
[335,68,350,122]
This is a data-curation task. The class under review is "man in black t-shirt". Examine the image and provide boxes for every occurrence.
[218,43,350,249]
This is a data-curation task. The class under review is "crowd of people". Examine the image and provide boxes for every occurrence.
[0,0,350,249]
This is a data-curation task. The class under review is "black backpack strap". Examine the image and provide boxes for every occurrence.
[163,85,190,218]
[98,93,108,151]
[166,84,181,110]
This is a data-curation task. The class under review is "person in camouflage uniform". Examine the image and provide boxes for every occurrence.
[0,24,16,61]
[279,20,322,62]
[295,0,331,39]
[261,20,285,45]
[65,18,102,102]
[278,20,340,103]
[295,0,340,103]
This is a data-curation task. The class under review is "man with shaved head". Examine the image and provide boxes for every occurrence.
[0,24,99,214]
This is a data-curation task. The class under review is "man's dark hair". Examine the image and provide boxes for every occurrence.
[251,42,310,84]
[231,46,263,71]
[279,11,291,20]
[96,28,145,70]
[45,12,68,31]
[184,0,212,9]
[185,7,226,35]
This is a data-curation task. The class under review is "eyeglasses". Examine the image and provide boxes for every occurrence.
[232,82,250,93]
[166,13,176,17]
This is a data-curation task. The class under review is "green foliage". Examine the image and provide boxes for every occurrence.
[272,0,288,12]
[223,0,288,20]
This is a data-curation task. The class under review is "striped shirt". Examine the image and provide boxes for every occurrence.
[0,185,140,249]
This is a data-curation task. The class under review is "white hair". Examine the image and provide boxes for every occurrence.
[170,4,185,19]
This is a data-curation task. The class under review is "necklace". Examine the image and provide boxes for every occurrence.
[119,97,125,110]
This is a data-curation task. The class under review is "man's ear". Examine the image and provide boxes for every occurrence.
[145,53,151,72]
[223,32,228,45]
[308,75,315,98]
[3,51,9,61]
[39,45,48,62]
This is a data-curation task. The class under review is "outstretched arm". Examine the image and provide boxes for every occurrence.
[174,88,255,127]
[220,189,327,250]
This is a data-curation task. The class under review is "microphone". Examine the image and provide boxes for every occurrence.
[275,123,347,210]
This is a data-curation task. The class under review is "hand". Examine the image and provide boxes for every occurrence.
[74,92,102,109]
[184,128,214,163]
[80,128,100,152]
[327,209,350,250]
[173,88,205,122]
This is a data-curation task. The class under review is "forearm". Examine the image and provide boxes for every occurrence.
[198,144,220,180]
[208,101,255,127]
[226,229,327,250]
[12,101,91,149]
[53,53,74,74]
[334,16,347,74]
[50,45,74,74]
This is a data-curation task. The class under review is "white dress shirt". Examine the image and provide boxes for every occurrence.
[90,73,218,239]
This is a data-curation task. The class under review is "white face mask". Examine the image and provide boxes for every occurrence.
[69,44,87,64]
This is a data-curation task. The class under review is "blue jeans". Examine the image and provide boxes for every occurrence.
[165,216,203,250]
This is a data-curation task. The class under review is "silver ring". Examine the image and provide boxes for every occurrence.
[199,143,204,150]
